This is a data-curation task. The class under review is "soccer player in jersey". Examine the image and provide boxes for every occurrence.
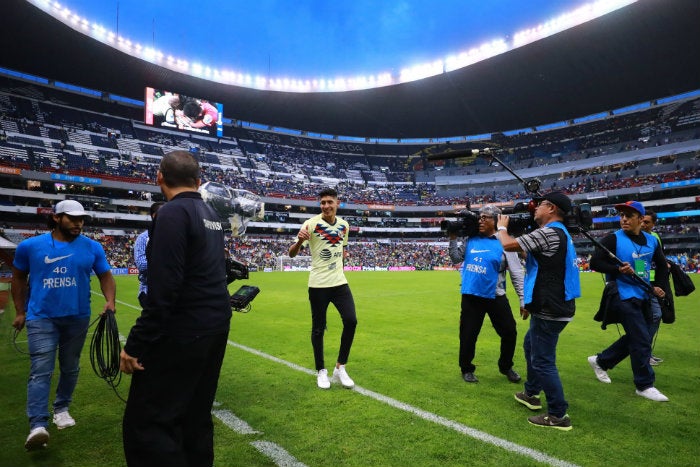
[289,187,357,389]
[11,200,116,450]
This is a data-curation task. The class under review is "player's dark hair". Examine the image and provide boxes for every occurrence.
[319,187,338,199]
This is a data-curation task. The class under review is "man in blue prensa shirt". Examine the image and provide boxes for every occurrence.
[12,199,116,450]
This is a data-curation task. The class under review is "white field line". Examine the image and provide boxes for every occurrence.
[212,409,262,435]
[249,441,308,467]
[229,340,581,467]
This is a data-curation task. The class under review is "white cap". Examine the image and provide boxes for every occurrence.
[54,200,91,218]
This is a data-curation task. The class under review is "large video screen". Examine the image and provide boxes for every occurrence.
[144,87,223,137]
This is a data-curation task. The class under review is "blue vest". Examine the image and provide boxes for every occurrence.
[460,235,502,298]
[524,221,581,305]
[611,230,658,300]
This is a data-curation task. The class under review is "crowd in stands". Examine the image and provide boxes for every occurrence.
[1,77,700,272]
[6,229,693,274]
[2,81,700,210]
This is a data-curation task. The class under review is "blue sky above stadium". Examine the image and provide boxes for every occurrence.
[58,0,593,81]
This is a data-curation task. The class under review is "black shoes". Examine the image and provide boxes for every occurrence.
[502,368,521,383]
[462,372,478,383]
[462,369,520,383]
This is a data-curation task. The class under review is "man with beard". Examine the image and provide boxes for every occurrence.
[12,200,116,450]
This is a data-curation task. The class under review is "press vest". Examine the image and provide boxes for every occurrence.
[460,235,503,298]
[524,222,580,318]
[609,230,657,301]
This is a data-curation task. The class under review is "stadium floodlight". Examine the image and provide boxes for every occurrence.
[30,0,639,93]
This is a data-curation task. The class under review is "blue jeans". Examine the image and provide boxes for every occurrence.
[596,297,655,390]
[647,297,662,345]
[523,315,569,418]
[25,316,90,429]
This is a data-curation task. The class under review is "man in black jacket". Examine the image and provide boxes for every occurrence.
[120,150,231,467]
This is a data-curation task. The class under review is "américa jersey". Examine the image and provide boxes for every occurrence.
[298,213,349,288]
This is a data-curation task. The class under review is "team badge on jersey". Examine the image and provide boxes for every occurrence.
[314,223,346,246]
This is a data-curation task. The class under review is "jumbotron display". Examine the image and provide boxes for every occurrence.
[144,87,223,137]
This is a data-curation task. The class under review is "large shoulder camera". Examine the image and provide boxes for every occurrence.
[440,201,535,237]
[440,200,592,238]
[440,210,479,237]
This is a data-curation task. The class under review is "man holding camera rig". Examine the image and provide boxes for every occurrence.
[587,200,670,402]
[120,150,231,467]
[448,205,524,384]
[496,191,580,431]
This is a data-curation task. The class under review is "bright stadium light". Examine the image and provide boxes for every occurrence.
[28,0,638,93]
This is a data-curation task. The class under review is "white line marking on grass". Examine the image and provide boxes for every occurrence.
[229,341,581,467]
[250,441,308,467]
[212,409,262,434]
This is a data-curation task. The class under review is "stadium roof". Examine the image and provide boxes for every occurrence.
[3,0,700,139]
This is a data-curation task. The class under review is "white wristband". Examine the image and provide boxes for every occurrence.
[497,226,507,231]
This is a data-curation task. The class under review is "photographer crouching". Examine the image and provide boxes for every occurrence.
[447,205,524,384]
[496,191,580,431]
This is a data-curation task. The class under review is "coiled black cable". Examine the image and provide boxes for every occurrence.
[89,309,126,402]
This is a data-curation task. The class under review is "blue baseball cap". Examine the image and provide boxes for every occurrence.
[614,200,645,217]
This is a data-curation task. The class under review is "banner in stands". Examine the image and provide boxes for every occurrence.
[144,87,223,138]
[51,173,102,185]
[0,166,21,175]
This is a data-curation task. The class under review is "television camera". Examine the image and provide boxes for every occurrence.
[440,201,536,237]
[436,150,592,237]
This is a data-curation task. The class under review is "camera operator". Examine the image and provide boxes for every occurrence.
[587,200,670,402]
[496,191,580,431]
[120,150,231,466]
[448,205,524,384]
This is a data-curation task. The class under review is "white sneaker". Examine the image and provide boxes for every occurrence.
[317,369,330,389]
[332,365,355,389]
[25,426,49,450]
[587,355,611,384]
[635,387,669,402]
[53,411,76,429]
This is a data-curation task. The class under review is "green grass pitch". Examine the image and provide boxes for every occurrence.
[1,271,698,466]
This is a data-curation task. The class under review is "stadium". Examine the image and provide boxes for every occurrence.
[1,0,699,466]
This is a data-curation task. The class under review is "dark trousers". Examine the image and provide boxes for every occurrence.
[137,291,148,309]
[459,294,517,374]
[597,297,655,390]
[308,284,357,371]
[122,332,229,467]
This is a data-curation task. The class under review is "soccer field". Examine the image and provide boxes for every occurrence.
[1,271,699,467]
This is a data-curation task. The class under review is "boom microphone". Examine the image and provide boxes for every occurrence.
[425,149,476,161]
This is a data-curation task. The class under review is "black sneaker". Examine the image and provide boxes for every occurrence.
[527,413,572,431]
[501,368,522,383]
[462,372,478,383]
[514,391,542,410]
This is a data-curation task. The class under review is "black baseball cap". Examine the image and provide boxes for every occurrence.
[533,191,572,214]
